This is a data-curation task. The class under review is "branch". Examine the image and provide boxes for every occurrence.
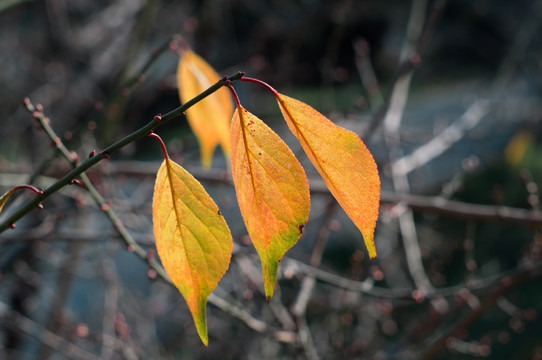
[285,257,542,300]
[378,0,445,300]
[365,0,449,138]
[379,191,542,227]
[75,162,542,227]
[0,71,244,233]
[353,38,384,112]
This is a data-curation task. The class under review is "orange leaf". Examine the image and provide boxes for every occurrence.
[230,106,310,300]
[277,94,380,258]
[177,50,233,168]
[0,188,17,214]
[152,159,233,345]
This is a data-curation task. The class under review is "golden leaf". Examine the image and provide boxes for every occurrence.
[230,106,310,299]
[153,159,233,344]
[277,94,380,258]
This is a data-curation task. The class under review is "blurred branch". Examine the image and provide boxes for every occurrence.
[296,316,320,360]
[366,0,449,138]
[379,190,542,227]
[418,261,542,360]
[290,198,336,359]
[286,257,542,300]
[0,226,156,246]
[0,300,100,360]
[36,161,542,227]
[292,198,336,318]
[381,0,439,299]
[100,252,120,360]
[392,0,541,181]
[353,38,384,112]
[492,0,542,93]
[6,167,541,242]
[37,240,83,359]
[392,100,490,176]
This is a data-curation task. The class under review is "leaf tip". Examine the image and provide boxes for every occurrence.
[264,280,276,301]
[363,231,377,259]
[201,147,214,169]
[192,302,209,346]
[262,259,279,301]
[200,332,209,346]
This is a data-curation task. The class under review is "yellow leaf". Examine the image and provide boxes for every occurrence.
[277,94,380,258]
[177,50,233,168]
[0,188,17,214]
[152,159,233,345]
[230,106,310,300]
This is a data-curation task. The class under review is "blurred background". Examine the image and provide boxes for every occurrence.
[1,0,542,359]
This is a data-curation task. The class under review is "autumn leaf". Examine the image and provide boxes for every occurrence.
[0,188,16,214]
[277,93,380,258]
[177,50,233,168]
[230,105,310,300]
[152,158,233,345]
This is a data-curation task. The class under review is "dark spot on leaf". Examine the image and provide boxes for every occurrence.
[298,223,305,234]
[217,209,222,216]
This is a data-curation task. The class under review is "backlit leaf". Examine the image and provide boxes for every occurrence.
[277,94,380,258]
[152,159,233,345]
[0,188,16,214]
[177,50,233,168]
[230,106,310,300]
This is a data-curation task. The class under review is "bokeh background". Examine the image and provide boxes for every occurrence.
[1,0,542,359]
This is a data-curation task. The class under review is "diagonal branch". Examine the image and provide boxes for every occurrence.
[0,72,244,233]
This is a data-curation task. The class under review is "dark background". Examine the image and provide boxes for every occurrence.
[1,0,542,359]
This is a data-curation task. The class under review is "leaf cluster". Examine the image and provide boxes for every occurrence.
[150,49,380,344]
